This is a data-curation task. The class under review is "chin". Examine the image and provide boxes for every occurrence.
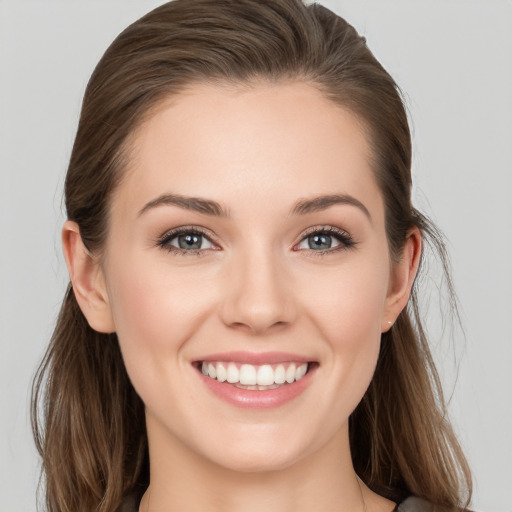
[210,449,303,474]
[199,431,312,474]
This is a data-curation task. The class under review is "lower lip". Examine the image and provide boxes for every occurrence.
[196,365,316,409]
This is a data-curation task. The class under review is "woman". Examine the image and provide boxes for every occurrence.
[31,1,472,511]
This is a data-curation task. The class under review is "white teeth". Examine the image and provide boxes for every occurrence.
[216,363,227,382]
[274,364,286,384]
[239,364,257,385]
[256,365,274,386]
[201,361,309,386]
[296,363,307,380]
[226,362,239,383]
[285,363,296,383]
[235,383,281,390]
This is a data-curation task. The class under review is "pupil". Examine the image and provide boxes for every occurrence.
[179,233,201,250]
[309,234,331,250]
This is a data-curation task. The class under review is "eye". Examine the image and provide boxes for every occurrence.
[157,227,216,254]
[295,227,355,253]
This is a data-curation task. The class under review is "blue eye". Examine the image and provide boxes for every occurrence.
[157,226,354,255]
[158,228,215,253]
[173,232,213,250]
[301,233,338,250]
[296,227,355,252]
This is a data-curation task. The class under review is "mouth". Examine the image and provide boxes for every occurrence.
[196,361,312,390]
[192,355,318,408]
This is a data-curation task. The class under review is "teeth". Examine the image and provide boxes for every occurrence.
[274,364,286,384]
[235,383,281,390]
[296,363,307,380]
[256,365,274,386]
[216,363,227,382]
[239,364,257,385]
[201,361,309,386]
[285,363,296,383]
[226,362,239,383]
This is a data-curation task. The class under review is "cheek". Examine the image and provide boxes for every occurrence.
[300,255,389,345]
[103,253,216,390]
[297,254,389,410]
[107,252,209,338]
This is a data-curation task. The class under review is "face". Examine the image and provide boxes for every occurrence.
[98,82,404,472]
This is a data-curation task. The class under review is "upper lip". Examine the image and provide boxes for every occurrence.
[194,351,313,365]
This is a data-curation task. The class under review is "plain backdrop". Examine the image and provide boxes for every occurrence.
[1,1,511,511]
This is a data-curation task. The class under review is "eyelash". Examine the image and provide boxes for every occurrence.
[156,226,217,257]
[295,226,357,257]
[156,225,357,256]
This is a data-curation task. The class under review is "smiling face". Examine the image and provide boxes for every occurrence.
[74,81,413,473]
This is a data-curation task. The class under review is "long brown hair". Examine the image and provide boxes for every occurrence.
[32,1,472,511]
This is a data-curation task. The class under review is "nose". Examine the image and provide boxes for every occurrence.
[219,247,297,335]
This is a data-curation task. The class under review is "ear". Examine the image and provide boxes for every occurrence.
[62,220,116,333]
[381,226,422,332]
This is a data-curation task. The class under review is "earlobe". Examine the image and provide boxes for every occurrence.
[382,227,422,332]
[62,220,116,333]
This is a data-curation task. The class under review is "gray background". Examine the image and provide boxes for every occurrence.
[1,1,511,511]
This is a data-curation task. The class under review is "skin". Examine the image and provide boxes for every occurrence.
[63,82,421,512]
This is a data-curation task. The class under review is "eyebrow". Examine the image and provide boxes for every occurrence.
[138,192,371,222]
[138,193,230,217]
[291,194,372,222]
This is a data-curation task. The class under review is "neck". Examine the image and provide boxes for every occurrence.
[139,413,392,512]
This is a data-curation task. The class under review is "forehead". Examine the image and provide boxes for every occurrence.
[116,81,383,219]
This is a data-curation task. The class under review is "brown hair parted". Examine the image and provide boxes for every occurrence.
[31,1,472,511]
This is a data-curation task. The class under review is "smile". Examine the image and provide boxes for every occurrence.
[201,361,309,389]
[193,353,317,409]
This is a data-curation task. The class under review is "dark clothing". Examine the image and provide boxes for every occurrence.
[397,497,439,511]
[120,494,437,511]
